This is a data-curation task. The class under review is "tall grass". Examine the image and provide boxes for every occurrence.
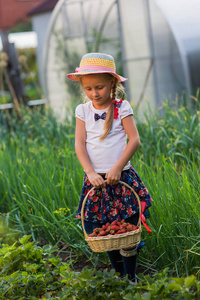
[0,99,199,275]
[135,97,199,166]
[132,157,200,276]
[0,108,84,245]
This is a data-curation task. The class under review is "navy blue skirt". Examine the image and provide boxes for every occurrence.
[76,166,153,224]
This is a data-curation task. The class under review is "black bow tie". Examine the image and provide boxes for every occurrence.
[94,112,107,121]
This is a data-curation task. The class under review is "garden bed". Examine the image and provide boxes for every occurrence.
[0,98,199,298]
[0,235,199,300]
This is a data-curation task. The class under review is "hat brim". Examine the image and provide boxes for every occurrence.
[66,71,127,82]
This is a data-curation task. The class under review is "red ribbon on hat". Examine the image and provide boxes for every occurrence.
[140,201,152,235]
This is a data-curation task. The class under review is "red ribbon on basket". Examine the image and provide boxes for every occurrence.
[140,201,152,235]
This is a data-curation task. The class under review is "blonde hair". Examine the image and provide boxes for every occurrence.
[100,75,126,140]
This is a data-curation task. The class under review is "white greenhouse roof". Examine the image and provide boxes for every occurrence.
[155,0,200,41]
[41,0,200,119]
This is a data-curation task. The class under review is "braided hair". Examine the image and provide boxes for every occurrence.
[100,75,126,140]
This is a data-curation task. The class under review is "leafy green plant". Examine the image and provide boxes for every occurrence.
[125,268,200,300]
[0,236,199,299]
[0,235,66,299]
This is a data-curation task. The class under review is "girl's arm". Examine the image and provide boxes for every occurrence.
[105,115,140,185]
[75,118,106,188]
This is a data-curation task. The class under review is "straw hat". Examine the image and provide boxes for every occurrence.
[66,53,127,82]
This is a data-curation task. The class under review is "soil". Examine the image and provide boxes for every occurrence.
[49,241,148,275]
[53,243,111,272]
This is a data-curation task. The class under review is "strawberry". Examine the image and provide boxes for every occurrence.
[126,224,133,231]
[132,225,139,230]
[109,229,115,235]
[93,228,100,234]
[116,229,125,234]
[118,229,126,234]
[120,224,126,229]
[111,225,120,231]
[99,230,106,236]
[106,222,110,227]
[106,225,111,233]
[111,220,118,226]
[88,233,96,237]
[102,225,107,230]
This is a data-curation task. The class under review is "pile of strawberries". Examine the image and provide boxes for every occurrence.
[88,219,139,237]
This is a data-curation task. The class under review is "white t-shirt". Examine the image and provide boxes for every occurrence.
[75,100,133,173]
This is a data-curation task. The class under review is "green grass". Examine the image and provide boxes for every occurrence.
[0,98,199,276]
[135,98,199,166]
[133,158,200,276]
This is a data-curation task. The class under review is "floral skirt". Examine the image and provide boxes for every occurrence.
[76,166,153,224]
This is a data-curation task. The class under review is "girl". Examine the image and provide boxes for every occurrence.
[67,53,153,283]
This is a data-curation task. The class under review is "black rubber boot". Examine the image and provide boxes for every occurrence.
[107,250,124,277]
[120,248,137,281]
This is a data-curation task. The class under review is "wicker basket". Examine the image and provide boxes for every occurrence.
[81,180,142,252]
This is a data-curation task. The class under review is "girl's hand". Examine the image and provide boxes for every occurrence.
[105,167,121,185]
[87,172,106,189]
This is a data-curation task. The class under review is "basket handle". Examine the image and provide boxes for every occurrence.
[81,180,141,239]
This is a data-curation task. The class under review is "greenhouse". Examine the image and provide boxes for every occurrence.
[42,0,200,118]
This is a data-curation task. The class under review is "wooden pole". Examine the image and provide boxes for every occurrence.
[0,30,25,104]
